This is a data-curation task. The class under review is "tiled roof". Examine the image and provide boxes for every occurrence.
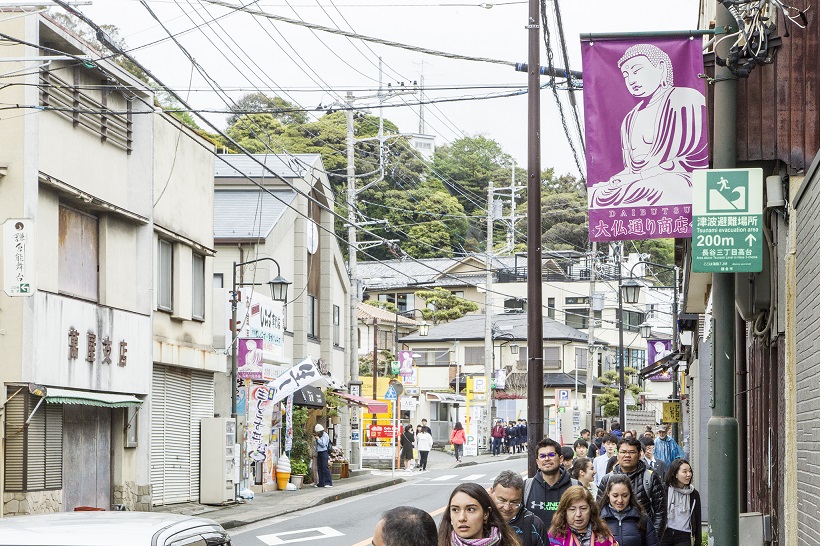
[214,153,322,179]
[214,189,296,240]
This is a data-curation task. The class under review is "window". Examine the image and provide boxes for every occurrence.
[464,347,485,365]
[517,347,561,370]
[575,347,587,370]
[619,310,646,332]
[192,254,205,320]
[58,205,98,301]
[333,305,341,346]
[565,296,590,305]
[629,349,646,369]
[451,291,464,298]
[307,294,318,338]
[419,348,450,366]
[378,293,395,306]
[157,239,173,311]
[544,347,561,370]
[565,308,589,330]
[547,298,556,320]
[397,293,415,312]
[504,298,525,312]
[213,273,223,288]
[4,390,63,491]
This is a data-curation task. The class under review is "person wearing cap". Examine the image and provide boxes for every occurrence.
[314,423,333,488]
[653,425,684,467]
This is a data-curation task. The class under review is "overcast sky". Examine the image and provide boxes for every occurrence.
[78,0,702,180]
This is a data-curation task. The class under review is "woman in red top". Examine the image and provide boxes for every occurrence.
[450,422,466,462]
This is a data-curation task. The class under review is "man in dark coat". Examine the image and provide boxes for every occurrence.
[524,438,574,528]
[491,470,548,546]
[597,436,667,535]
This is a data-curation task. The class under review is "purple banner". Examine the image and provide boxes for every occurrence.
[238,337,264,379]
[647,338,672,381]
[582,37,708,241]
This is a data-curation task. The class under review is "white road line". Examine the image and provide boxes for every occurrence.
[430,474,458,481]
[256,526,344,545]
[461,474,485,481]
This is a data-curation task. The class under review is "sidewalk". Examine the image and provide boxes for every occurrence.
[152,449,527,530]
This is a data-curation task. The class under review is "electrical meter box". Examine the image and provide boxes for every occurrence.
[200,417,237,504]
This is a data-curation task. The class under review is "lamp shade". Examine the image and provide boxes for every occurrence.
[509,343,520,355]
[268,275,291,302]
[639,322,653,339]
[620,278,642,304]
[418,321,430,337]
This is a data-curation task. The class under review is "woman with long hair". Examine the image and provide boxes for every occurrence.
[598,474,659,546]
[450,421,466,463]
[548,485,616,546]
[438,483,518,546]
[661,459,702,546]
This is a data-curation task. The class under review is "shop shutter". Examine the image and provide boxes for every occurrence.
[150,366,167,505]
[4,390,25,490]
[44,402,63,489]
[189,370,214,502]
[161,366,192,504]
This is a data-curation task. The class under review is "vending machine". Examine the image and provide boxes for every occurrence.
[200,417,237,504]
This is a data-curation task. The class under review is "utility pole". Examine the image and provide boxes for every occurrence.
[508,162,517,253]
[616,242,626,433]
[418,61,426,134]
[525,0,544,479]
[708,3,739,545]
[586,242,597,433]
[484,178,494,452]
[346,91,360,469]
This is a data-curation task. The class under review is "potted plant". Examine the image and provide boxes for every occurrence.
[329,446,349,479]
[290,458,308,489]
[325,391,342,425]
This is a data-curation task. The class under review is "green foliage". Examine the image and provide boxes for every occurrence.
[632,240,676,278]
[363,299,398,313]
[597,369,642,417]
[324,391,341,418]
[227,93,307,126]
[291,458,309,476]
[290,407,310,470]
[432,136,513,216]
[414,287,479,323]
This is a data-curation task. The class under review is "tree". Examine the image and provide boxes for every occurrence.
[597,369,642,417]
[227,93,308,126]
[414,287,478,323]
[432,136,513,215]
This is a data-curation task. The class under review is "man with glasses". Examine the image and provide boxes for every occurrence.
[490,470,548,546]
[597,436,667,536]
[523,437,575,528]
[371,506,437,546]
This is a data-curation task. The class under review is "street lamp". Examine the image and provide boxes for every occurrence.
[230,257,290,500]
[393,308,430,354]
[618,260,680,441]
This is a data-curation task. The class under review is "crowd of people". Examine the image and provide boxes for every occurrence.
[371,423,699,546]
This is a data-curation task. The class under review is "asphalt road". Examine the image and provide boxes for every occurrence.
[229,457,527,546]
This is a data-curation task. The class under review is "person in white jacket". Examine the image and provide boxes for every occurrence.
[415,427,433,471]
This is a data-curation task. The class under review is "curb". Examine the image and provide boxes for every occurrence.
[219,478,406,530]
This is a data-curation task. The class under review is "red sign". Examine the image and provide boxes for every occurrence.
[368,424,400,438]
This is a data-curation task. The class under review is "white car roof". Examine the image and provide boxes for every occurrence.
[0,511,229,546]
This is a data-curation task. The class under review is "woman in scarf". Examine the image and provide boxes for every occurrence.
[548,485,616,546]
[661,459,701,546]
[438,483,519,546]
[598,474,659,546]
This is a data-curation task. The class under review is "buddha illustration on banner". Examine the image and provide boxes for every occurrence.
[581,37,708,241]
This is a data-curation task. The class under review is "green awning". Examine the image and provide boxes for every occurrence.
[43,387,143,408]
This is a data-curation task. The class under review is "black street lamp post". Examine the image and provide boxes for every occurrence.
[229,257,290,500]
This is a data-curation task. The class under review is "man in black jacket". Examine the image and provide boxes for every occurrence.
[524,438,574,528]
[491,470,548,546]
[597,436,666,535]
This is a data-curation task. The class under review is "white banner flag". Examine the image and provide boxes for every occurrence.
[265,356,323,406]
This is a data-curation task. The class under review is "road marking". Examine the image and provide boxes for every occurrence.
[461,474,485,481]
[430,474,458,481]
[256,526,344,545]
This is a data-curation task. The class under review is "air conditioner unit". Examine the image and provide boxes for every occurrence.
[515,361,527,371]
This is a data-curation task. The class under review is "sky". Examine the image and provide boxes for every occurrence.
[76,0,703,180]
